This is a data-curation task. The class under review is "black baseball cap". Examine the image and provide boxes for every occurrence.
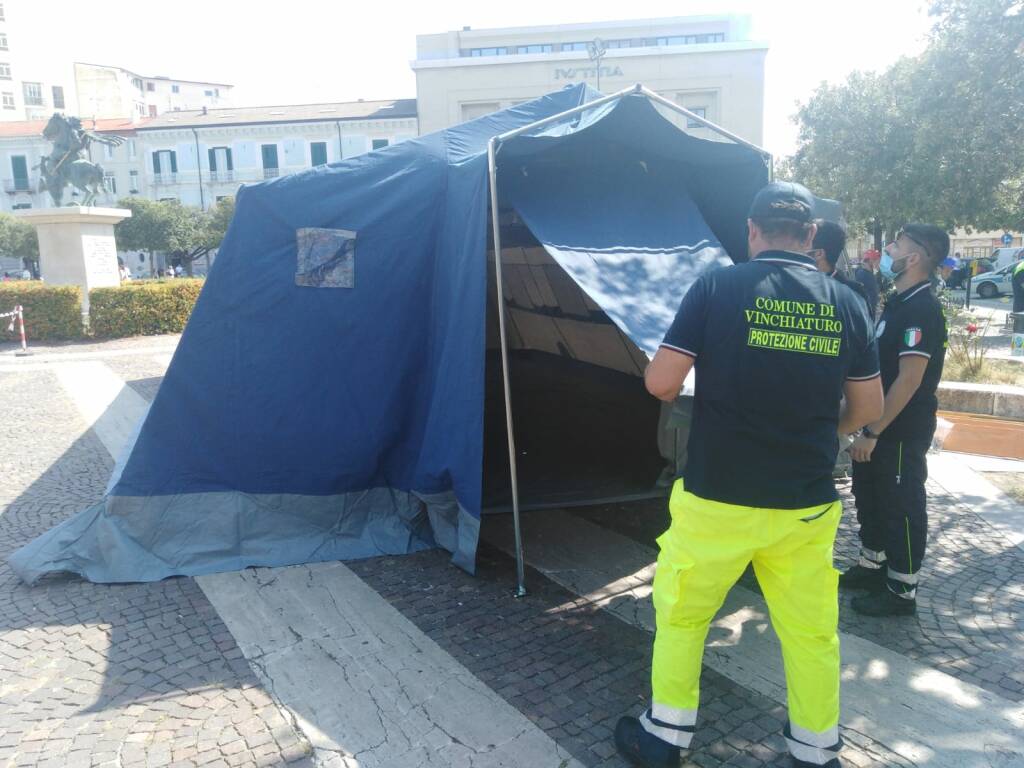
[748,181,815,223]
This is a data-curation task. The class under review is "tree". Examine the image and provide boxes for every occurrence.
[0,213,40,276]
[115,198,175,276]
[787,0,1024,242]
[167,196,235,276]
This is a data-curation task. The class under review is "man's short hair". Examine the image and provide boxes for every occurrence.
[751,217,814,243]
[812,219,846,267]
[900,224,950,271]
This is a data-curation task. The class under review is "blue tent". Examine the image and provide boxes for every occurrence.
[10,84,769,585]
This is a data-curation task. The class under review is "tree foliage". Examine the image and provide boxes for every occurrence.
[115,197,236,275]
[787,0,1024,237]
[0,213,40,274]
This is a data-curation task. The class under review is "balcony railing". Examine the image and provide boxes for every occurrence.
[262,168,280,179]
[209,170,235,183]
[4,178,34,194]
[152,173,178,185]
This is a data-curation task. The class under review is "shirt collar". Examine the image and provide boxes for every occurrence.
[898,281,931,301]
[752,250,818,271]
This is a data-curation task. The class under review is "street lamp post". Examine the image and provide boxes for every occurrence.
[587,38,607,91]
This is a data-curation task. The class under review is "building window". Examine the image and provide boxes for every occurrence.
[561,42,588,51]
[0,4,6,21]
[103,172,117,195]
[153,150,177,183]
[461,102,499,121]
[208,146,233,181]
[0,63,10,80]
[468,47,507,57]
[655,33,724,46]
[171,84,180,93]
[11,202,31,210]
[22,82,42,106]
[52,86,65,109]
[129,170,139,193]
[1,92,13,110]
[371,139,389,150]
[214,88,220,97]
[606,39,634,49]
[127,139,136,159]
[261,144,279,178]
[0,34,8,51]
[515,44,553,54]
[136,103,145,116]
[204,89,214,97]
[146,82,155,92]
[148,104,157,117]
[310,141,328,166]
[103,143,114,160]
[11,155,28,191]
[132,77,143,90]
[686,107,707,128]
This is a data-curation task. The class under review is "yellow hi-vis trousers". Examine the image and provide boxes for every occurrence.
[641,480,843,766]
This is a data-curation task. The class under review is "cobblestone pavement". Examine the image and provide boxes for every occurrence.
[349,545,911,768]
[0,364,314,768]
[1,335,1022,767]
[577,478,1024,705]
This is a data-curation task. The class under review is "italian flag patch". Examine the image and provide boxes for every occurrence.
[904,327,923,347]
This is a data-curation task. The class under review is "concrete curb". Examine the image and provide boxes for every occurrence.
[939,381,1024,419]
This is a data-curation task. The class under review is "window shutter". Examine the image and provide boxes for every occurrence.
[153,153,161,173]
[226,148,233,171]
[169,151,178,173]
[208,148,217,172]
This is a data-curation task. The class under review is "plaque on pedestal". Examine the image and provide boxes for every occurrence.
[15,206,131,317]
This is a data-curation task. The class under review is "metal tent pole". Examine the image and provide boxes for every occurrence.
[638,86,771,159]
[483,83,773,598]
[488,136,527,598]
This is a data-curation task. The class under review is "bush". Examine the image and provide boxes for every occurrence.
[89,279,203,338]
[0,282,82,341]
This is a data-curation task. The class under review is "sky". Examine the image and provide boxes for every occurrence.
[26,0,937,158]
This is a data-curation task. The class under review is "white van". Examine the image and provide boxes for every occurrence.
[991,246,1024,269]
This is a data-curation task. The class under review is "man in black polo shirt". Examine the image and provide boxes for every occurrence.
[615,182,883,768]
[809,219,872,311]
[842,225,949,617]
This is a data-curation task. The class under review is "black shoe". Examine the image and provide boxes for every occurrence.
[851,588,916,617]
[614,716,681,768]
[838,564,886,592]
[792,758,841,767]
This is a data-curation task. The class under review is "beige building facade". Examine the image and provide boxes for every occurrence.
[412,15,767,146]
[74,63,232,121]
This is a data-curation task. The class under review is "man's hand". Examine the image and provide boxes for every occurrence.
[849,434,877,463]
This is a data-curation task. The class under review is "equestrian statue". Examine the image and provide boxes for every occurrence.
[37,114,124,206]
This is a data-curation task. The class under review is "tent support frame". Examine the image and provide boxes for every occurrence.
[486,83,771,598]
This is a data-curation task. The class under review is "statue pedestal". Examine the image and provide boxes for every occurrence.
[16,207,132,317]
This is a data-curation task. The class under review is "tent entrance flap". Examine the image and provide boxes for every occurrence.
[482,219,664,511]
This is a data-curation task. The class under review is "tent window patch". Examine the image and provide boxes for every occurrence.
[295,227,356,288]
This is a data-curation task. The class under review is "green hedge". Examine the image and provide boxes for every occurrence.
[0,282,82,341]
[89,279,204,338]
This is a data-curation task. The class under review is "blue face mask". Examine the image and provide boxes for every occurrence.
[880,251,905,279]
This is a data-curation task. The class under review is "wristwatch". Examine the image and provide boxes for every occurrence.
[861,426,881,440]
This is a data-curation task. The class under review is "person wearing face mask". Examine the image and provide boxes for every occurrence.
[809,219,871,310]
[842,224,950,617]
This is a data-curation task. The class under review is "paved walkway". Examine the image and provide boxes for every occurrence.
[1,335,1023,767]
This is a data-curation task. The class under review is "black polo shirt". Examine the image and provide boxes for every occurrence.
[662,250,879,509]
[875,281,947,442]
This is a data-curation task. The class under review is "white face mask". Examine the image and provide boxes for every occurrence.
[880,251,908,279]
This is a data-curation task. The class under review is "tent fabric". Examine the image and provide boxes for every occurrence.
[10,84,769,585]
